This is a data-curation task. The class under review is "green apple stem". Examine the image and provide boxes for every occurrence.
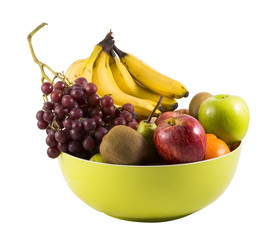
[27,23,70,86]
[146,96,164,123]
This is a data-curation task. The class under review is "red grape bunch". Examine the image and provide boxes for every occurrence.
[36,77,139,159]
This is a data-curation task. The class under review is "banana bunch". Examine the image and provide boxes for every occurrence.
[65,32,189,118]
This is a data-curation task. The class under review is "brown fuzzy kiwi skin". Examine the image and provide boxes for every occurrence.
[189,92,212,119]
[99,125,151,165]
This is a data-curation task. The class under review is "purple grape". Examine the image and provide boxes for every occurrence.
[72,83,82,89]
[102,114,112,123]
[120,110,133,123]
[37,120,48,130]
[87,94,100,107]
[46,128,56,136]
[63,118,73,130]
[61,95,75,108]
[102,105,115,116]
[54,104,69,119]
[72,120,83,130]
[70,128,85,141]
[71,88,84,101]
[82,137,95,151]
[82,118,96,131]
[57,142,68,152]
[54,81,66,91]
[114,117,126,126]
[114,108,121,117]
[36,110,44,121]
[77,98,86,105]
[43,102,54,111]
[55,130,68,143]
[41,82,53,95]
[43,111,54,123]
[71,101,79,109]
[55,119,64,129]
[122,103,134,114]
[91,108,103,118]
[70,107,83,120]
[63,87,72,95]
[127,120,139,130]
[75,77,88,85]
[47,146,60,158]
[46,134,58,147]
[101,95,114,107]
[83,82,97,95]
[93,115,104,128]
[51,89,63,103]
[94,127,108,141]
[68,141,82,153]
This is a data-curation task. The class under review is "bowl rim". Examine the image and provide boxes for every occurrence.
[60,141,242,168]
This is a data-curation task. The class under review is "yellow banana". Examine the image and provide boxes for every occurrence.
[65,31,115,85]
[92,50,161,117]
[65,44,102,85]
[110,51,178,111]
[65,58,88,84]
[113,46,189,99]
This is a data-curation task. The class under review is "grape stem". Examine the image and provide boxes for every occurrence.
[27,23,69,86]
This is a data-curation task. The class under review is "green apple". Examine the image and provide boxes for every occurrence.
[198,94,249,144]
[90,153,106,163]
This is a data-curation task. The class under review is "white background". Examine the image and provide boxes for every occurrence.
[1,1,276,239]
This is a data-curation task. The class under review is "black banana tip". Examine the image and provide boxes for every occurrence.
[158,105,165,113]
[172,102,178,110]
[184,91,189,98]
[156,112,162,118]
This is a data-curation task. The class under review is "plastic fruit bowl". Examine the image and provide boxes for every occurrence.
[58,142,242,222]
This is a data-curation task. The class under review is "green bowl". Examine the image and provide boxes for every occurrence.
[58,142,242,222]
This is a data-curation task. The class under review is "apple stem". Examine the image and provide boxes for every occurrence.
[167,120,175,126]
[146,96,164,123]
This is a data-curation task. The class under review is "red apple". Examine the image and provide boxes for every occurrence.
[155,111,182,125]
[153,115,207,164]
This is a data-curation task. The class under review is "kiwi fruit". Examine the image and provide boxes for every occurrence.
[100,125,151,165]
[189,92,212,119]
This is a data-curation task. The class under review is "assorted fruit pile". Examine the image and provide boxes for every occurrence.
[29,23,249,164]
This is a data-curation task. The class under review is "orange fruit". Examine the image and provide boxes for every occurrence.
[205,134,230,160]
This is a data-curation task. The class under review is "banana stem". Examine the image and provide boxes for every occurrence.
[110,49,116,58]
[98,30,114,53]
[27,23,66,85]
[113,45,127,58]
[146,96,164,123]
